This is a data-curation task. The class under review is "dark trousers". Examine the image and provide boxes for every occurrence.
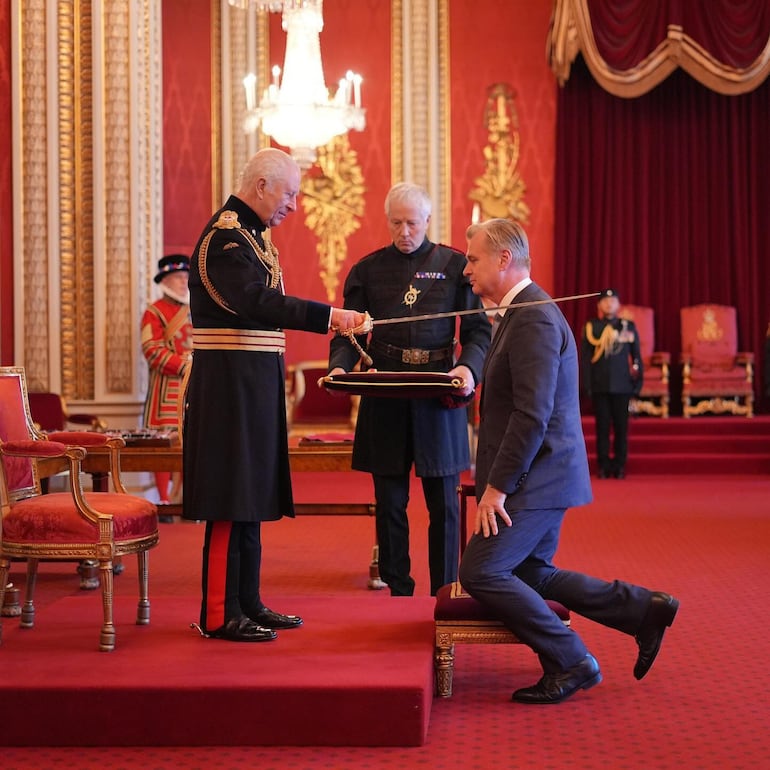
[200,520,262,633]
[373,472,460,596]
[458,506,651,673]
[593,393,631,473]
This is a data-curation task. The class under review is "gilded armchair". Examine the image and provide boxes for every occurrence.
[0,366,159,651]
[680,305,754,418]
[618,304,670,418]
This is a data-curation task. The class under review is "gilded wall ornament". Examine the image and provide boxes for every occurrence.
[469,84,530,225]
[301,134,366,302]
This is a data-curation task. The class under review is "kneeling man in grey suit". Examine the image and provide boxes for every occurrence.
[459,219,678,704]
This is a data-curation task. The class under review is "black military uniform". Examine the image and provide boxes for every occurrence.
[329,238,491,595]
[184,197,332,638]
[581,288,643,479]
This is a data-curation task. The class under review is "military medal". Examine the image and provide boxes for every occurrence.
[403,284,421,307]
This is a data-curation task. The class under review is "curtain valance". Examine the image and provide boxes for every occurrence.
[549,0,770,96]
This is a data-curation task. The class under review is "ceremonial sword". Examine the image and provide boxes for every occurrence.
[336,291,600,367]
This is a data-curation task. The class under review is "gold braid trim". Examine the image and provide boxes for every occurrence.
[585,321,622,363]
[196,210,283,316]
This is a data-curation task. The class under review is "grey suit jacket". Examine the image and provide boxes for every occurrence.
[475,282,592,511]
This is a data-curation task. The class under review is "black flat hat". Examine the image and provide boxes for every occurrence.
[154,254,190,283]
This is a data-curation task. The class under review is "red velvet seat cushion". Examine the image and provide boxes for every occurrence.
[687,368,750,385]
[3,492,158,544]
[639,379,669,396]
[434,581,570,623]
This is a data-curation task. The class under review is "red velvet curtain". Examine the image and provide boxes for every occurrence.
[587,0,770,70]
[554,15,770,414]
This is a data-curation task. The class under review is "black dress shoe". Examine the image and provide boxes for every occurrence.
[598,469,609,479]
[511,654,602,704]
[614,467,625,479]
[210,616,277,642]
[634,592,679,679]
[249,606,303,630]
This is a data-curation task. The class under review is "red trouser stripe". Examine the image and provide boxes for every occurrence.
[204,521,233,630]
[154,471,171,502]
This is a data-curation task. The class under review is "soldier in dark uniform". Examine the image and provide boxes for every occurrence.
[328,183,491,596]
[581,288,643,479]
[183,148,366,642]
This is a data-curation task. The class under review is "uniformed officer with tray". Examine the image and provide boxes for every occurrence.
[328,182,491,596]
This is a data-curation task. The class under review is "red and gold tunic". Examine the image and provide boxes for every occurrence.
[140,295,193,429]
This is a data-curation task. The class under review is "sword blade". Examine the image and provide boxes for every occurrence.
[370,292,600,326]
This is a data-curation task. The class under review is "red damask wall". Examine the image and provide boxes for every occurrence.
[162,0,214,255]
[449,0,556,297]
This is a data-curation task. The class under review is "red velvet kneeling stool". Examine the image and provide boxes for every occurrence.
[434,581,571,698]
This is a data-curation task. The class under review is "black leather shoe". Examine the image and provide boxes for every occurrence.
[598,469,609,479]
[210,616,277,642]
[249,606,303,630]
[614,467,625,479]
[512,654,602,704]
[634,592,679,679]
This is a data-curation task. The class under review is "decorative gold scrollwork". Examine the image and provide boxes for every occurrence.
[301,135,366,302]
[469,83,530,225]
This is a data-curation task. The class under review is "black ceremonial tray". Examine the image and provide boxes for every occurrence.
[322,371,467,399]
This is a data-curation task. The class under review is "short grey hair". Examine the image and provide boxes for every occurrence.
[385,182,432,218]
[466,218,531,271]
[238,148,297,192]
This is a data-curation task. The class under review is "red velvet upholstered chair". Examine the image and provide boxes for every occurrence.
[434,482,571,697]
[286,359,358,437]
[618,304,671,418]
[27,391,107,433]
[680,305,754,418]
[0,366,159,651]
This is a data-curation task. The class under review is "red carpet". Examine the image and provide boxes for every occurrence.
[0,590,434,746]
[2,471,770,767]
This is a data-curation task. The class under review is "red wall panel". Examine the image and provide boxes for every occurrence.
[449,0,556,295]
[162,0,214,256]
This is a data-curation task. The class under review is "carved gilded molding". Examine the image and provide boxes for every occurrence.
[392,0,451,243]
[19,0,51,392]
[223,4,271,193]
[300,134,366,302]
[469,84,530,225]
[102,2,132,394]
[390,0,403,186]
[549,0,770,97]
[438,0,450,242]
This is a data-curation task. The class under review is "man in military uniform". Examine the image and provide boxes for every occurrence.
[581,288,643,479]
[141,254,192,506]
[328,182,491,596]
[183,148,366,642]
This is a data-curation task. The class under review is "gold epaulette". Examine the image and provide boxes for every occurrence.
[213,210,240,229]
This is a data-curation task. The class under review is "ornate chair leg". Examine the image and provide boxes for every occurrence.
[21,558,38,628]
[136,551,151,625]
[434,634,456,697]
[99,560,116,652]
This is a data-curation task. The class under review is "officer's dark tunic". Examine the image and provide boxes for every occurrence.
[183,196,331,524]
[581,316,643,475]
[328,238,491,477]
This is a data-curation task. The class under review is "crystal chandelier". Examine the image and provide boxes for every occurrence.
[231,0,366,169]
